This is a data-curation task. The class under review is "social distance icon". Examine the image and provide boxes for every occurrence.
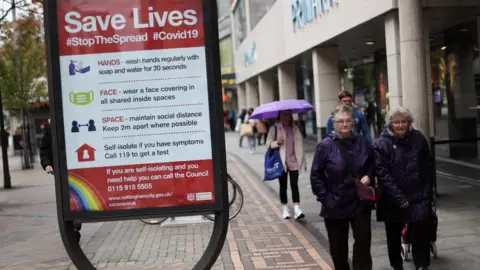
[71,119,96,133]
[69,91,94,106]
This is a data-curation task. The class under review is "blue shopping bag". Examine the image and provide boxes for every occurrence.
[264,127,284,181]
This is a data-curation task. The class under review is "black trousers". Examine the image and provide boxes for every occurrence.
[385,220,431,269]
[278,170,299,204]
[324,210,372,270]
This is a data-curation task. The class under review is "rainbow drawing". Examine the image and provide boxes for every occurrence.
[68,173,107,212]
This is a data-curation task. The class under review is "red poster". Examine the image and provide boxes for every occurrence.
[57,0,215,212]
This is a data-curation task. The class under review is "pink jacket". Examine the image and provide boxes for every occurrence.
[266,123,307,172]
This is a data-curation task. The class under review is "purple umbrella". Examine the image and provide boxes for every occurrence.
[249,99,313,120]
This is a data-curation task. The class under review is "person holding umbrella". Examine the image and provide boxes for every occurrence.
[266,110,307,219]
[250,99,312,220]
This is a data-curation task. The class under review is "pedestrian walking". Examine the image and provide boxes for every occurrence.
[374,107,434,270]
[40,119,82,243]
[237,109,247,146]
[256,120,268,146]
[310,104,374,270]
[266,110,306,220]
[326,91,372,142]
[244,108,257,154]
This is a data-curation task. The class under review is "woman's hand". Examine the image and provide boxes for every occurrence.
[360,175,370,185]
[277,136,284,145]
[400,202,409,208]
[46,166,53,174]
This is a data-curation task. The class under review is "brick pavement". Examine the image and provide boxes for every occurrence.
[0,154,333,269]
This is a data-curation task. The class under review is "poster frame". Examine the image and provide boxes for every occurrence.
[44,0,228,223]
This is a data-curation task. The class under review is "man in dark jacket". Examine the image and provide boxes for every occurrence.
[40,120,82,243]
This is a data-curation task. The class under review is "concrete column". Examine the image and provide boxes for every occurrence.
[424,18,435,139]
[399,0,430,139]
[245,0,252,31]
[237,83,246,110]
[278,63,297,100]
[384,11,402,110]
[312,46,340,141]
[258,71,275,104]
[245,79,259,108]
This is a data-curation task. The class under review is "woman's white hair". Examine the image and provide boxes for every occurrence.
[384,107,414,127]
[331,104,354,119]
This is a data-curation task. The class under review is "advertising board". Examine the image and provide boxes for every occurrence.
[46,0,225,221]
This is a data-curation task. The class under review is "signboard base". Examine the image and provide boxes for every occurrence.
[160,215,210,227]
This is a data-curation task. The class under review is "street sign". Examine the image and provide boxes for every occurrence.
[45,0,227,223]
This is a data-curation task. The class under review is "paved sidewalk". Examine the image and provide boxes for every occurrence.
[0,154,333,269]
[225,131,480,270]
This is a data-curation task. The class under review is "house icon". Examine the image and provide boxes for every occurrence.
[75,144,96,162]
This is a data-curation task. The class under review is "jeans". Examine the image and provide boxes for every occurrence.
[385,220,431,269]
[324,210,372,270]
[257,133,267,145]
[278,170,299,204]
[247,135,255,152]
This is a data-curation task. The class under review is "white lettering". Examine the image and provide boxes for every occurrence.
[168,10,183,26]
[133,8,149,28]
[183,10,198,25]
[64,11,82,33]
[64,8,199,33]
[291,0,338,32]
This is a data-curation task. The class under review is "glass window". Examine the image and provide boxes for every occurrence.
[233,0,247,47]
[249,0,276,29]
[219,37,234,74]
[217,0,230,19]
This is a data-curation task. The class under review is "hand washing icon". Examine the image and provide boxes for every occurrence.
[69,60,91,75]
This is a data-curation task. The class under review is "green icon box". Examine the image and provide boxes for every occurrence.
[69,91,94,105]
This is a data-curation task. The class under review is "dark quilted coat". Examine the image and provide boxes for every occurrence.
[374,128,434,223]
[310,132,374,219]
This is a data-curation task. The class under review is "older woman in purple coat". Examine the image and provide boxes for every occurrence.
[374,107,434,270]
[310,104,374,270]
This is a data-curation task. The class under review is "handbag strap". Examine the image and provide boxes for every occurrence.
[334,139,357,178]
[274,126,277,141]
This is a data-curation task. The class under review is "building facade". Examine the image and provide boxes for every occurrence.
[231,0,480,160]
[218,0,237,113]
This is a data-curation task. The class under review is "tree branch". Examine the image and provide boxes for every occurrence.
[0,6,13,22]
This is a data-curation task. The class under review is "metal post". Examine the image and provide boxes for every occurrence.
[0,90,11,189]
[430,137,438,199]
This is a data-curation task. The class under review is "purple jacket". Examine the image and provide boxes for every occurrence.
[310,132,374,219]
[374,128,434,222]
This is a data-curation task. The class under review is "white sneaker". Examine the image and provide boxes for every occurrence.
[282,205,291,219]
[294,205,305,220]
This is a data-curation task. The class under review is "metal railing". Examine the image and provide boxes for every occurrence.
[430,136,480,197]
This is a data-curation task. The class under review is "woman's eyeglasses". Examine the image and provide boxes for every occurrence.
[334,119,353,125]
[392,120,408,126]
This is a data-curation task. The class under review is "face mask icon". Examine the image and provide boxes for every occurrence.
[69,91,94,106]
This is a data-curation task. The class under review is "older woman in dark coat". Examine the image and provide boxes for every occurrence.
[374,107,434,270]
[311,104,375,270]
